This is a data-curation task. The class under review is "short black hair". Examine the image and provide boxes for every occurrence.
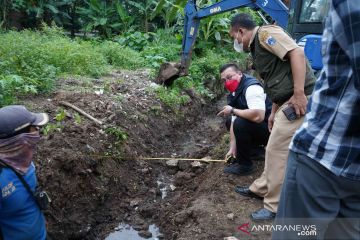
[231,13,257,30]
[220,63,241,74]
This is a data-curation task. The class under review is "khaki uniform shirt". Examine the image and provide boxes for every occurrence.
[249,25,299,60]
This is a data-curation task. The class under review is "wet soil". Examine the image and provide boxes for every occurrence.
[21,69,269,240]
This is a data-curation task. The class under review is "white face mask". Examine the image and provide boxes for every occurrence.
[234,38,243,53]
[233,30,243,53]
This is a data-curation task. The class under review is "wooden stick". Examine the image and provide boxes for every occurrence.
[59,101,103,125]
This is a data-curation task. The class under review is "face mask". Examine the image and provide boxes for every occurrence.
[225,79,239,92]
[233,30,244,53]
[233,38,244,53]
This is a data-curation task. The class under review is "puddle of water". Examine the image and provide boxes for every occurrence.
[105,223,161,240]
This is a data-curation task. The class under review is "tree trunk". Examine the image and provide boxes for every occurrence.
[70,4,76,38]
[145,16,148,33]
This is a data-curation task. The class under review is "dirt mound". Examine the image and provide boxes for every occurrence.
[22,69,268,240]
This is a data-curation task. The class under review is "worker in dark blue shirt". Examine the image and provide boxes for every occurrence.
[0,105,49,240]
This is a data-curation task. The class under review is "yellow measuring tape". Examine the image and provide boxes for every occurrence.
[90,155,226,163]
[140,157,226,162]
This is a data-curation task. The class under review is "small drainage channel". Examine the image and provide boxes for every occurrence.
[105,174,172,239]
[105,223,162,240]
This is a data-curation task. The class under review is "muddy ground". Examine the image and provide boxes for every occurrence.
[21,70,270,240]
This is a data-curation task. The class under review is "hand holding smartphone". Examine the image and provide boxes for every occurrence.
[282,105,298,121]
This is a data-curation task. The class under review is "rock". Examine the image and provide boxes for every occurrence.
[149,188,157,194]
[149,82,160,89]
[201,156,212,162]
[133,217,145,226]
[139,205,157,218]
[138,230,152,239]
[133,223,148,231]
[178,161,190,171]
[157,234,165,239]
[174,171,195,185]
[191,161,202,168]
[140,168,150,173]
[94,89,104,95]
[227,213,234,220]
[130,199,140,207]
[166,159,179,167]
[174,210,193,224]
[169,184,176,191]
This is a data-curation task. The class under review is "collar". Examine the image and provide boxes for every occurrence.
[248,26,260,49]
[234,74,247,95]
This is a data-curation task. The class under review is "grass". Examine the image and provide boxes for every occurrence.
[0,26,148,106]
[0,26,247,108]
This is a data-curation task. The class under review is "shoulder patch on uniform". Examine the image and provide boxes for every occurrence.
[259,30,269,43]
[265,36,276,46]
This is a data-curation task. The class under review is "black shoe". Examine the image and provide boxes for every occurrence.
[251,208,276,221]
[224,163,254,176]
[235,186,263,199]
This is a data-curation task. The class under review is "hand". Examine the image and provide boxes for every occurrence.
[225,148,236,162]
[288,93,308,117]
[217,105,233,117]
[268,112,275,132]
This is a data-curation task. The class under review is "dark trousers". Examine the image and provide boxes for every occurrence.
[226,117,269,167]
[273,151,360,240]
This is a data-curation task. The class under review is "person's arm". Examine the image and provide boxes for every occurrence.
[287,48,308,116]
[331,1,360,89]
[225,120,237,160]
[233,108,264,123]
[258,26,308,116]
[217,85,266,123]
[268,103,279,132]
[217,106,264,123]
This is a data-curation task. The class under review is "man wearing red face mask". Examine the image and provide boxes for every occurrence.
[218,63,272,176]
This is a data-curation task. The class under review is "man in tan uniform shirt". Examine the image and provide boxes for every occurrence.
[229,13,315,221]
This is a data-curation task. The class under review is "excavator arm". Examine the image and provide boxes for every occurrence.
[156,0,289,86]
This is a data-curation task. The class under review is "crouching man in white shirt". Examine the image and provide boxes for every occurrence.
[218,63,271,175]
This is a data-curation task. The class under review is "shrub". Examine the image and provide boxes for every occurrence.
[96,41,146,69]
[115,31,152,51]
[0,74,37,107]
[155,86,190,111]
[0,29,108,84]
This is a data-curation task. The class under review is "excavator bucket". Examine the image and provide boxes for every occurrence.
[155,62,182,86]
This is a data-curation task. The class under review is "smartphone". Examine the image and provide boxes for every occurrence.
[282,105,298,121]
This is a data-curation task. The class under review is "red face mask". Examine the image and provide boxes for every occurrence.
[225,79,239,92]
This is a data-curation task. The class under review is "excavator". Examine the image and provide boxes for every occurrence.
[156,0,329,86]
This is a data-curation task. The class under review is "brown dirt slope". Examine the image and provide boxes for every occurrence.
[21,69,268,240]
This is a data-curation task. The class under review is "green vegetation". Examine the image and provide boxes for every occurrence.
[0,25,248,107]
[42,108,67,136]
[105,127,127,143]
[0,0,259,107]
